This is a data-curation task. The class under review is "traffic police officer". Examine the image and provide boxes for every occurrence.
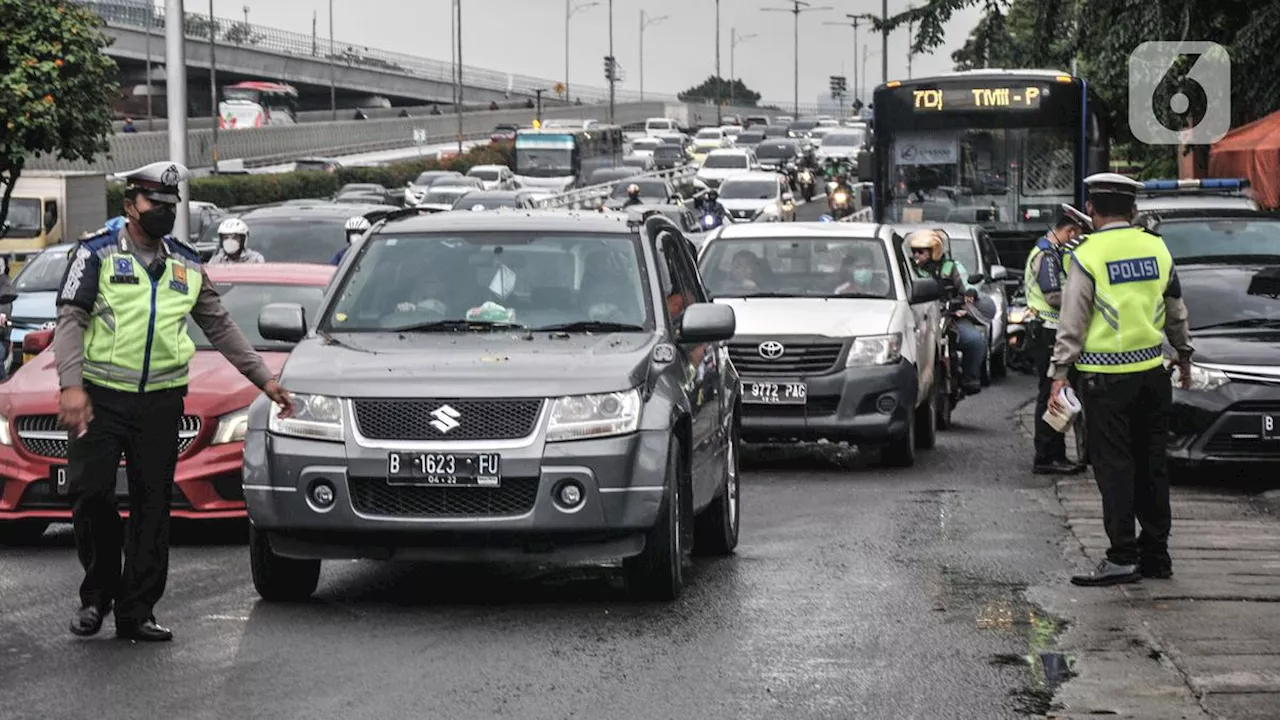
[56,162,295,641]
[1026,204,1089,474]
[1048,173,1194,587]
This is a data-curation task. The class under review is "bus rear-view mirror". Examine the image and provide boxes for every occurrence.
[856,150,873,183]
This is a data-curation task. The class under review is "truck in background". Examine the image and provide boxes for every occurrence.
[0,171,106,273]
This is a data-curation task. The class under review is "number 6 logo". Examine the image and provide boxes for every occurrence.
[1128,41,1231,146]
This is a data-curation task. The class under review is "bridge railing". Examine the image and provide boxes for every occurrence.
[536,166,699,211]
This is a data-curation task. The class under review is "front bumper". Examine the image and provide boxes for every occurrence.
[1168,381,1280,466]
[242,421,674,562]
[739,361,918,444]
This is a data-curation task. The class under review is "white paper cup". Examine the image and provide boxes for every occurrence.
[1042,386,1081,433]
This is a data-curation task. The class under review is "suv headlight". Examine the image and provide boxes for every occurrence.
[1171,362,1229,391]
[268,393,344,442]
[0,413,10,446]
[547,388,641,442]
[846,334,903,367]
[211,407,250,444]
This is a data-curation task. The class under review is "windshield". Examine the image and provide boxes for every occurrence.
[515,148,574,177]
[755,143,797,160]
[1158,219,1280,261]
[14,245,70,291]
[454,194,519,210]
[469,169,501,181]
[719,180,777,200]
[703,154,748,169]
[823,132,865,147]
[647,120,673,129]
[1180,267,1280,330]
[610,181,666,199]
[654,146,682,157]
[231,217,352,263]
[789,121,818,133]
[415,172,455,185]
[632,140,660,150]
[425,188,471,205]
[700,237,894,299]
[325,232,653,332]
[2,198,42,238]
[190,283,324,350]
[738,132,766,144]
[886,127,1075,231]
[696,129,722,139]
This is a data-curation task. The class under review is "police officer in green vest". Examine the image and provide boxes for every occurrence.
[1025,205,1090,474]
[55,162,295,641]
[1049,173,1194,587]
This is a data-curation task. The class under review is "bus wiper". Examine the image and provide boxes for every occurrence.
[391,319,527,332]
[1193,317,1280,331]
[533,320,645,332]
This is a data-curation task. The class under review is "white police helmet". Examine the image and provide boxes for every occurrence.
[345,216,372,232]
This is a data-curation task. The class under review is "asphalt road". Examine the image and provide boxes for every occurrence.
[0,209,1074,719]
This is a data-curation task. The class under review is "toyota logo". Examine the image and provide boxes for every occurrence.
[758,341,785,359]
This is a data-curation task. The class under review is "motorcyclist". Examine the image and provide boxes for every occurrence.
[908,228,987,394]
[208,218,265,264]
[700,189,727,219]
[622,183,645,208]
[330,216,372,265]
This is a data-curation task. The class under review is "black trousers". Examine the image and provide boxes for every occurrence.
[1032,325,1068,464]
[1077,367,1173,568]
[69,382,184,624]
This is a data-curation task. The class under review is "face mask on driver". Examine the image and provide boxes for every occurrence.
[852,268,872,284]
[221,238,242,255]
[346,232,361,245]
[134,204,176,238]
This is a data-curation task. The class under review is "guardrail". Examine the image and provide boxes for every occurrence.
[536,166,699,211]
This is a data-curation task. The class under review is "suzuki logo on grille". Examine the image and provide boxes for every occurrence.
[758,341,785,359]
[429,404,462,434]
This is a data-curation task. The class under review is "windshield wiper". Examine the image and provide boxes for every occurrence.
[731,292,802,298]
[1192,317,1280,331]
[533,320,645,332]
[390,319,526,332]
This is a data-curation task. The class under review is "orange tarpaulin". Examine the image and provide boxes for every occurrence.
[1208,110,1280,209]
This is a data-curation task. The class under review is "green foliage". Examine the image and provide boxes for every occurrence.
[103,143,516,217]
[678,76,761,107]
[0,0,119,234]
[223,22,259,45]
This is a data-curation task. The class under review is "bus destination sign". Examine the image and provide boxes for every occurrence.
[912,86,1047,112]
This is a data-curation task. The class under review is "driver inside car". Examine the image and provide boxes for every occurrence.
[393,267,451,318]
[834,247,885,295]
[728,250,762,292]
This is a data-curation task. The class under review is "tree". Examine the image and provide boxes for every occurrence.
[678,76,761,107]
[224,22,260,46]
[0,1,119,237]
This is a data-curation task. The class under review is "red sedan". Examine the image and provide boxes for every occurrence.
[0,263,334,543]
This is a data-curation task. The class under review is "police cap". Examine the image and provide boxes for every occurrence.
[112,161,190,204]
[1083,172,1144,197]
[1057,203,1093,231]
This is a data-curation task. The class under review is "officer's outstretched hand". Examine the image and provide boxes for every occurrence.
[59,387,94,439]
[263,379,295,419]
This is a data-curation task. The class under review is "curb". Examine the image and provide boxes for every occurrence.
[1261,489,1280,516]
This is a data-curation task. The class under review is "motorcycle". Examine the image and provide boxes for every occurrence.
[934,286,980,428]
[796,167,815,201]
[700,211,731,231]
[828,186,854,220]
[1004,291,1037,374]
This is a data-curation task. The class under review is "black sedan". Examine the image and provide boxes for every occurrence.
[1166,261,1280,472]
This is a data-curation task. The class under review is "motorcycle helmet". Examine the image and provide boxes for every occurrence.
[626,183,641,199]
[906,229,946,262]
[706,189,719,202]
[217,217,249,241]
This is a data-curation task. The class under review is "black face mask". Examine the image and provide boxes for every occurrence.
[135,205,176,238]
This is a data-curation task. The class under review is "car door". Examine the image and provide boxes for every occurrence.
[655,228,721,509]
[893,229,940,395]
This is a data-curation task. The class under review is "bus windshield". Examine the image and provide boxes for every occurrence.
[515,135,576,177]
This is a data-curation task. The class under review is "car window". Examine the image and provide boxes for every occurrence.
[190,283,325,351]
[823,132,865,147]
[703,154,748,169]
[454,194,520,210]
[948,238,980,277]
[1180,266,1280,330]
[14,246,71,292]
[611,180,667,199]
[699,237,894,299]
[240,216,353,263]
[979,232,1000,269]
[1157,218,1280,260]
[719,180,777,200]
[658,232,698,324]
[696,129,722,139]
[425,188,471,205]
[326,232,654,332]
[469,169,501,181]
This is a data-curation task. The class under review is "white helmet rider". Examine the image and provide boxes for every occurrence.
[217,217,249,256]
[345,215,372,244]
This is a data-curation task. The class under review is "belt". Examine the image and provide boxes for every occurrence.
[1078,345,1162,367]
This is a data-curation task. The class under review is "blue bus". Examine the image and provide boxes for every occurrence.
[864,70,1112,267]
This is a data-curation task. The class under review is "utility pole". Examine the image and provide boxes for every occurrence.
[311,10,316,56]
[761,0,832,118]
[607,0,615,124]
[565,1,598,105]
[328,0,336,120]
[714,0,721,122]
[534,89,544,125]
[639,10,668,102]
[455,0,464,154]
[881,0,888,84]
[823,15,859,104]
[730,28,758,108]
[166,0,189,241]
[145,6,153,129]
[907,5,915,79]
[209,0,218,174]
[241,4,248,26]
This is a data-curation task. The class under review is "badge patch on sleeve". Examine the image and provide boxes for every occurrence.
[169,262,189,294]
[1106,257,1159,285]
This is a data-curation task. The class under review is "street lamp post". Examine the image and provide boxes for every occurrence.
[729,28,758,107]
[714,0,721,123]
[209,0,218,174]
[607,0,615,125]
[241,4,248,26]
[639,10,668,102]
[165,0,189,241]
[565,0,598,104]
[144,7,153,129]
[328,0,336,120]
[907,5,915,79]
[823,15,859,104]
[881,0,888,84]
[761,0,832,118]
[455,0,464,154]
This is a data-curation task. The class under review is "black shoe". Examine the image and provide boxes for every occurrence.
[1141,566,1174,579]
[69,605,110,637]
[1034,459,1081,475]
[1071,559,1141,587]
[962,380,982,395]
[115,618,174,642]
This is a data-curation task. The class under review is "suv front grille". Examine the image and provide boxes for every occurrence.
[348,477,539,517]
[729,340,846,375]
[351,399,543,441]
[15,415,201,459]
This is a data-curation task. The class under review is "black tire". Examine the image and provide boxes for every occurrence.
[694,426,741,556]
[0,519,50,546]
[936,364,955,430]
[915,381,938,450]
[990,345,1008,379]
[881,405,917,467]
[624,437,686,600]
[249,524,321,602]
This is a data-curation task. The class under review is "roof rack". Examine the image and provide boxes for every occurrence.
[1140,178,1251,193]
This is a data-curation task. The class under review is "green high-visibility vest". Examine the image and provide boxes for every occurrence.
[1069,226,1172,374]
[1024,242,1062,325]
[83,243,203,392]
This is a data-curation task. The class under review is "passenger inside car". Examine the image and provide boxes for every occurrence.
[728,250,763,292]
[834,246,890,296]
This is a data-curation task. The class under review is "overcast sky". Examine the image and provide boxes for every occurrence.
[224,0,984,104]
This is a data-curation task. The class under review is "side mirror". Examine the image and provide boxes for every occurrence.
[856,149,873,183]
[989,264,1008,281]
[909,277,943,304]
[678,303,736,343]
[259,303,307,343]
[967,273,986,285]
[22,329,54,356]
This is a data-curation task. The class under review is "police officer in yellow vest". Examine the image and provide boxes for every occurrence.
[1049,173,1194,587]
[55,162,295,641]
[1025,205,1090,475]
